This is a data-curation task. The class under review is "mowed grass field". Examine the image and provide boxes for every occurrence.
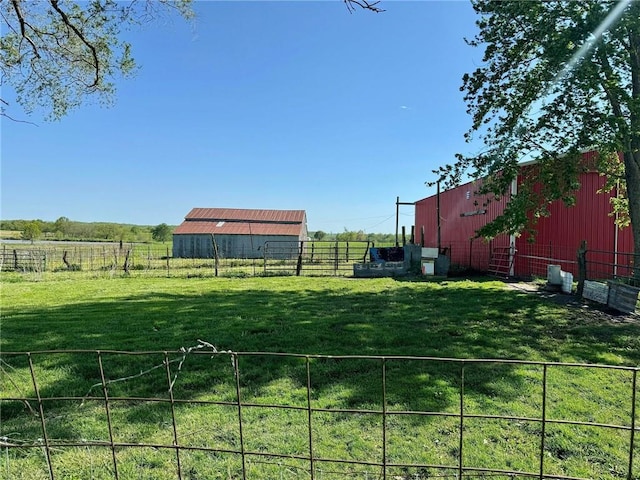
[1,275,639,479]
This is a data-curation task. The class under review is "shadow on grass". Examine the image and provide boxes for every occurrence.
[1,277,639,445]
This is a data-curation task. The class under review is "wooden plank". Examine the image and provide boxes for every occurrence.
[607,282,640,314]
[583,281,609,304]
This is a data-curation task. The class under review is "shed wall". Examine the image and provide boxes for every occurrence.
[414,179,511,269]
[414,168,635,276]
[173,234,301,259]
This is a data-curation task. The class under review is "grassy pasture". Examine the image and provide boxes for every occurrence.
[1,275,639,479]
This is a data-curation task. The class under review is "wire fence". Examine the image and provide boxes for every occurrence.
[0,241,393,278]
[1,348,638,480]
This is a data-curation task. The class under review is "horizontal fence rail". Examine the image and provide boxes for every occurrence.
[1,349,637,479]
[0,242,396,278]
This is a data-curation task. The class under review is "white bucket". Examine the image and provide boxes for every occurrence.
[547,265,562,285]
[561,272,573,293]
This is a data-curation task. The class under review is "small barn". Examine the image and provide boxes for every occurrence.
[173,208,308,259]
[414,151,635,278]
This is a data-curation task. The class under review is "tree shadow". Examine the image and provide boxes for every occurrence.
[1,277,638,449]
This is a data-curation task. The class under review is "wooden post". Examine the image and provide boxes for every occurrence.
[123,249,131,274]
[13,249,18,270]
[576,240,587,298]
[211,235,219,277]
[402,226,406,246]
[296,241,304,276]
[166,247,170,277]
[420,226,425,248]
[395,196,400,247]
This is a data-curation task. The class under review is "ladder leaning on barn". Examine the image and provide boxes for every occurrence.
[488,244,516,278]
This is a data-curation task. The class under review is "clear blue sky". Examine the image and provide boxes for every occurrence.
[1,0,483,235]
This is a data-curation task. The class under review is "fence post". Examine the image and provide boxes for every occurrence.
[420,226,425,247]
[123,250,131,274]
[166,247,170,277]
[296,241,304,276]
[211,235,219,277]
[13,249,18,270]
[576,240,587,298]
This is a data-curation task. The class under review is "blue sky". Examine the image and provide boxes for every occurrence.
[1,0,483,234]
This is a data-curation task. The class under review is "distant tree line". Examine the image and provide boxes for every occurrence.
[311,230,395,244]
[0,218,174,243]
[1,219,393,245]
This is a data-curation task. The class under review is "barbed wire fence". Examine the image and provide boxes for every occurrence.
[1,343,637,480]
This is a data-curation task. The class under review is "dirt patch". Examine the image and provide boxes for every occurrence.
[503,280,640,326]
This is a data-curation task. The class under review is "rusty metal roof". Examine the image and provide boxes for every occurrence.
[185,208,305,224]
[175,208,307,236]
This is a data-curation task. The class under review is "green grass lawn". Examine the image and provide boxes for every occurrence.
[1,275,639,479]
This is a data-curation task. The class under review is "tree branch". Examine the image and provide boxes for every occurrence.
[10,0,40,59]
[344,0,384,14]
[49,0,100,88]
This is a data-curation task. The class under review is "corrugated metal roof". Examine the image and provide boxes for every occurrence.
[174,221,302,236]
[185,208,306,224]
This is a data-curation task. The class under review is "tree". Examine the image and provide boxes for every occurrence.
[151,223,172,243]
[0,0,382,122]
[433,0,640,278]
[313,230,327,241]
[53,216,70,237]
[1,0,193,121]
[21,220,42,243]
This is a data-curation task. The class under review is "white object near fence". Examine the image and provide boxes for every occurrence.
[583,280,609,304]
[547,264,562,285]
[561,272,573,293]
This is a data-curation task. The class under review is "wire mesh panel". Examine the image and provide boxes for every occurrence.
[263,241,375,277]
[1,349,638,480]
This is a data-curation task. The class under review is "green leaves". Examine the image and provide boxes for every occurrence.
[447,0,640,253]
[0,0,192,121]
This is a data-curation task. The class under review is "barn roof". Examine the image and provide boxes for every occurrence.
[185,208,305,224]
[174,208,307,236]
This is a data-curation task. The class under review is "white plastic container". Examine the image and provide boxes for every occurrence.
[547,265,562,285]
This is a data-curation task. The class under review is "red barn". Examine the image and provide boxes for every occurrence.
[414,151,635,279]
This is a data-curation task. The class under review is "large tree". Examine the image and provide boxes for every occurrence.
[435,0,640,276]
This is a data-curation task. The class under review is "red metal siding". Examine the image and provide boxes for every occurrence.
[414,178,511,269]
[518,171,613,252]
[414,151,635,275]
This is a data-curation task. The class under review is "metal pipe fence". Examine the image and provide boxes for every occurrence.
[1,349,637,480]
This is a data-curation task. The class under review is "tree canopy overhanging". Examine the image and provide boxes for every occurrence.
[0,0,194,121]
[0,0,382,122]
[433,0,640,269]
